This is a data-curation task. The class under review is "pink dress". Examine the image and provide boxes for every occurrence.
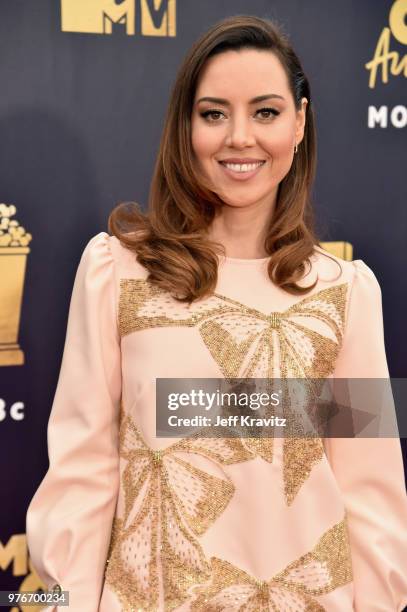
[26,232,407,611]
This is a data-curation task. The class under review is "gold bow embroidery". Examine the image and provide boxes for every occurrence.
[118,280,346,378]
[105,412,253,611]
[118,280,348,506]
[190,518,353,611]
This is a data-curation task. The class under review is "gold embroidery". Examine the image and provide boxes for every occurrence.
[190,517,353,611]
[273,285,346,504]
[269,312,281,329]
[199,320,259,378]
[119,280,346,380]
[105,412,252,611]
[283,437,325,505]
[107,284,353,609]
[242,437,274,463]
[118,280,348,504]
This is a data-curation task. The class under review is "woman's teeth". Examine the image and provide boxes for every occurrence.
[221,161,265,173]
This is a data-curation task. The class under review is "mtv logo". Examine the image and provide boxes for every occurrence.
[61,0,176,37]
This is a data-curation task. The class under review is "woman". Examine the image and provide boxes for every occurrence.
[26,14,407,611]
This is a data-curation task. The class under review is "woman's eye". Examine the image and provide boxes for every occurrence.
[256,107,280,119]
[200,110,224,122]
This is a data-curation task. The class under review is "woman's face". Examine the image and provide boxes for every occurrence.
[191,49,308,210]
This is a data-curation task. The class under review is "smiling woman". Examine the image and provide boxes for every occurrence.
[107,14,318,302]
[26,13,407,612]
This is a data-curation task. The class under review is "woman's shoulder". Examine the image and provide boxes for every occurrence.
[83,231,148,279]
[310,244,379,289]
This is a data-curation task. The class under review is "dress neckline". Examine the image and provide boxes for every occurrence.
[218,254,271,265]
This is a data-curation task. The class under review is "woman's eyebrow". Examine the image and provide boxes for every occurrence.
[196,93,285,105]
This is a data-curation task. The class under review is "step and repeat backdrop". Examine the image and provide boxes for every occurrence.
[0,0,406,606]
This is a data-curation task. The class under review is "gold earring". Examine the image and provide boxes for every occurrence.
[294,143,298,154]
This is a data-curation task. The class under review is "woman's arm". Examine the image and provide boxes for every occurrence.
[26,232,122,612]
[324,259,407,611]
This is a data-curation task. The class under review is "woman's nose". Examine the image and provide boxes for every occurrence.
[225,115,256,148]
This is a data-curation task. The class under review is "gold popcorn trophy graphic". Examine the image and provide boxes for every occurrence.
[0,203,32,366]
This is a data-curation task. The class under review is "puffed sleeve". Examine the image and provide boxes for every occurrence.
[26,232,121,611]
[324,259,407,611]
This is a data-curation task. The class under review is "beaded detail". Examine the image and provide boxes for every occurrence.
[118,280,347,379]
[190,517,353,611]
[105,281,353,609]
[104,411,253,611]
[118,280,348,504]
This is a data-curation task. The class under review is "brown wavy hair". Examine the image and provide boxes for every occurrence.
[109,14,324,303]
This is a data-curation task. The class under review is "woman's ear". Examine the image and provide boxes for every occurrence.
[295,97,308,146]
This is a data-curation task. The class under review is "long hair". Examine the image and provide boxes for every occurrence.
[109,14,323,303]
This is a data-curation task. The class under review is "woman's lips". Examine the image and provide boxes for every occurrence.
[218,160,266,181]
